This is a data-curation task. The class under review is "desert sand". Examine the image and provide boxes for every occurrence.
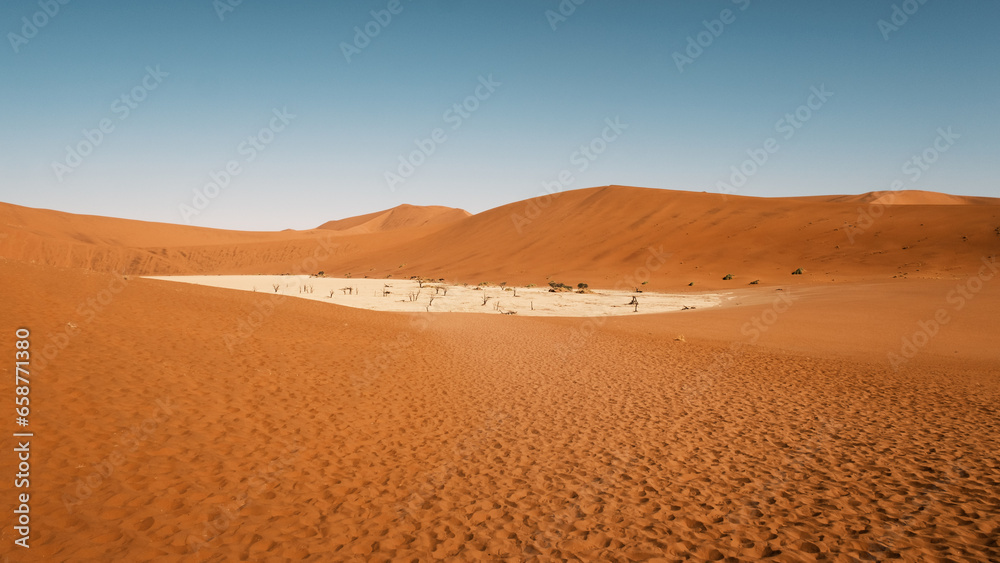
[2,186,999,562]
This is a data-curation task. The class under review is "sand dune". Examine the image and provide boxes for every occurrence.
[316,204,470,234]
[2,260,997,561]
[2,187,998,290]
[826,189,1000,206]
[2,187,999,561]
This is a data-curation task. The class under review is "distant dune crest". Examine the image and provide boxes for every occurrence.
[316,204,470,233]
[826,189,999,206]
[1,186,997,284]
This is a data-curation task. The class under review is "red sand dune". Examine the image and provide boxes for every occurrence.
[826,189,1000,206]
[2,186,998,289]
[316,204,470,234]
[1,186,999,561]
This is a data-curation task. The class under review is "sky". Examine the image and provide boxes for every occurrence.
[1,0,997,231]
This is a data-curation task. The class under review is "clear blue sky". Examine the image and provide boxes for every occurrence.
[1,0,997,230]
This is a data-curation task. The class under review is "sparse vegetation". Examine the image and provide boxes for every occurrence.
[749,280,760,285]
[688,282,694,286]
[722,274,733,281]
[548,281,573,292]
[792,268,804,275]
[577,283,588,289]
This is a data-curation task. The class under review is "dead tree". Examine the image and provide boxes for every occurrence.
[481,293,491,306]
[628,296,639,312]
[273,284,280,293]
[329,289,336,298]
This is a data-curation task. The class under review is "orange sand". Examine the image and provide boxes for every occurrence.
[1,187,998,561]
